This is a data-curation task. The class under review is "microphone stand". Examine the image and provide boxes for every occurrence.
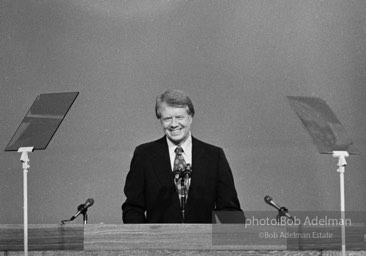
[61,203,91,225]
[76,204,89,225]
[83,212,88,225]
[175,165,192,223]
[180,164,192,223]
[180,178,186,223]
[276,206,293,223]
[174,169,185,223]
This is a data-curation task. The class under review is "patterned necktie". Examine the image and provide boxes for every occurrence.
[174,146,186,172]
[173,146,190,205]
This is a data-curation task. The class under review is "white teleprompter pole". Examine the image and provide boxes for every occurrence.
[18,146,34,256]
[332,150,349,256]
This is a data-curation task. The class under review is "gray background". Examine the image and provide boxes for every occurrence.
[1,0,365,224]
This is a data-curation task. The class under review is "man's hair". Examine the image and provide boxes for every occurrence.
[155,89,195,119]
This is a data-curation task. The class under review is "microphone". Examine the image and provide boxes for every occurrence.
[264,195,293,220]
[264,195,281,210]
[183,164,192,179]
[70,198,94,221]
[173,168,182,182]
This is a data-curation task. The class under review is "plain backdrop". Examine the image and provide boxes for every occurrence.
[1,0,365,224]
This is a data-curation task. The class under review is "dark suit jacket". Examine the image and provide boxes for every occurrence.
[122,136,243,223]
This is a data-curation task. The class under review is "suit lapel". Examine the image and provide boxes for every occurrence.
[150,136,182,210]
[191,137,209,176]
[150,137,174,188]
[187,137,209,205]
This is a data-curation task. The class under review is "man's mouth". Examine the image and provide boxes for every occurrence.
[170,128,182,135]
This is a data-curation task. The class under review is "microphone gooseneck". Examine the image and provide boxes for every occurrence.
[61,198,94,224]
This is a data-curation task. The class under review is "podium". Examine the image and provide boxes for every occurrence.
[0,224,365,255]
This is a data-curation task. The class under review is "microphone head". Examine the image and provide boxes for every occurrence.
[183,169,192,178]
[173,169,181,175]
[173,169,182,178]
[183,164,192,175]
[85,198,94,207]
[264,195,273,204]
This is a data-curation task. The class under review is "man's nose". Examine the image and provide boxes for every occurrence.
[170,117,178,127]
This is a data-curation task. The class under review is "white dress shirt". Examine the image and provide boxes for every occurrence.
[167,133,192,171]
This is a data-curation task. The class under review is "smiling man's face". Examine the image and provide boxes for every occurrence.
[159,102,192,145]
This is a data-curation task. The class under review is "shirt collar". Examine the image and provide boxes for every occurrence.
[166,132,192,153]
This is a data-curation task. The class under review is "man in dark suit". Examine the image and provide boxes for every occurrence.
[122,89,244,223]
